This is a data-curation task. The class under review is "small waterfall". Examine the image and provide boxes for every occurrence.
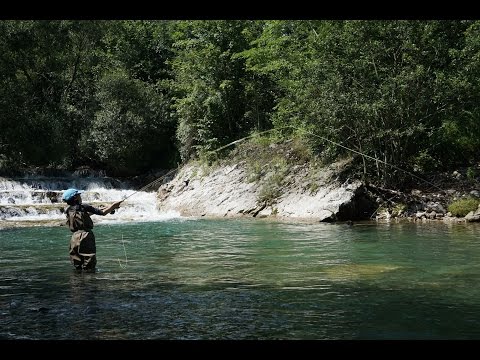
[0,176,180,225]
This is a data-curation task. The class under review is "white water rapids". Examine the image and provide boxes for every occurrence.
[0,176,181,225]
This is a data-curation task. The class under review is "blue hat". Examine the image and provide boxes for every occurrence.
[62,188,84,202]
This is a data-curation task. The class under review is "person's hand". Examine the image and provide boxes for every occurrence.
[112,201,122,209]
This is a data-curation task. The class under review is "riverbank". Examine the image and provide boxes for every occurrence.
[156,156,480,224]
[1,146,479,227]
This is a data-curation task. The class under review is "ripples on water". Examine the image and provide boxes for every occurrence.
[1,219,480,339]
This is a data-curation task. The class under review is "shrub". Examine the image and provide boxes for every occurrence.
[448,197,480,217]
[467,167,477,181]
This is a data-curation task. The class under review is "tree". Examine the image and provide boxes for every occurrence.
[171,20,263,161]
[242,20,475,187]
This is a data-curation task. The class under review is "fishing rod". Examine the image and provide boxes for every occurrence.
[117,167,179,205]
[113,124,446,209]
[109,168,177,214]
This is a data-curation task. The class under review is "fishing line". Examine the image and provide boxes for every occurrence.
[113,168,180,269]
[206,124,446,194]
[205,127,283,154]
[117,167,179,205]
[112,129,281,269]
[117,234,128,269]
[124,123,446,204]
[112,123,446,267]
[290,126,446,193]
[115,127,287,206]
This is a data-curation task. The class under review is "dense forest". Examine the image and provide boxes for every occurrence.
[1,20,479,188]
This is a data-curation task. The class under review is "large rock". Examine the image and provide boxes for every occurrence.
[465,209,480,222]
[157,162,375,221]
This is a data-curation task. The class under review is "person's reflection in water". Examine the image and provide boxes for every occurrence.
[68,271,101,337]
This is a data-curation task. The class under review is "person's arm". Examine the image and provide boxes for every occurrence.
[84,201,122,216]
[99,201,122,215]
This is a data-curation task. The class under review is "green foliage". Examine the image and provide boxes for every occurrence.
[257,158,289,205]
[467,167,477,181]
[250,132,276,147]
[413,150,441,173]
[87,71,175,175]
[0,20,178,175]
[2,19,480,186]
[448,197,480,217]
[231,136,294,204]
[102,20,174,83]
[0,20,91,167]
[171,20,269,161]
[242,20,477,187]
[245,159,265,183]
[290,136,314,164]
[392,203,407,217]
[258,180,282,205]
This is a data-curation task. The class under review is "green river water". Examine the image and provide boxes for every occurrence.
[1,218,480,339]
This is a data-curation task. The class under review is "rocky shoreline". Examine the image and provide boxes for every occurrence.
[2,159,479,227]
[364,184,479,224]
[156,160,480,224]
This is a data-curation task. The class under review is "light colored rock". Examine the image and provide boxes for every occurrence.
[157,161,365,221]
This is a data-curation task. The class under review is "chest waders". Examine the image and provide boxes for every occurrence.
[66,205,97,271]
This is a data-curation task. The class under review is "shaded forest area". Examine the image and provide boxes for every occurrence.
[1,20,479,189]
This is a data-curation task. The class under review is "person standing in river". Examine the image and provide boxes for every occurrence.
[62,188,122,272]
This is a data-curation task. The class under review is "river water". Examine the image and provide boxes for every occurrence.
[1,217,480,340]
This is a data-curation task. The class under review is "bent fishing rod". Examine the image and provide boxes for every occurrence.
[111,124,446,208]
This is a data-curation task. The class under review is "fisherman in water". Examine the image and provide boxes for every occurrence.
[62,188,122,272]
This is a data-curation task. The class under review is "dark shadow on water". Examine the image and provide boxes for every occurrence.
[2,269,480,340]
